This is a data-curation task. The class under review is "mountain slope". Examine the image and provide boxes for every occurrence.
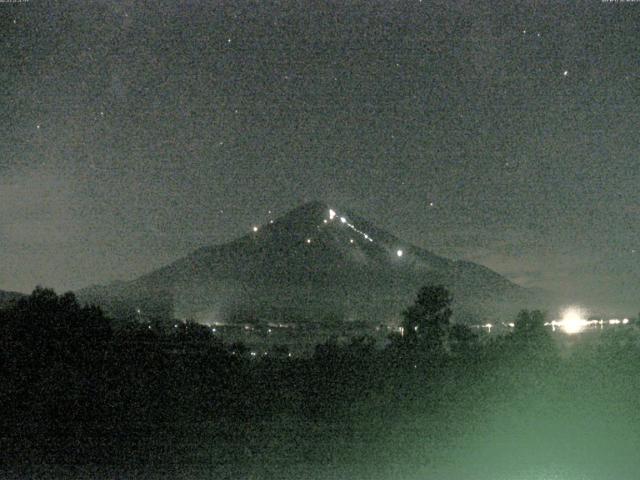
[78,201,538,324]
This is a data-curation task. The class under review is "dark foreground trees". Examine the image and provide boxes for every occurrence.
[0,285,567,474]
[400,284,453,351]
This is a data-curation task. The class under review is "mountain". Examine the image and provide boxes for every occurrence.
[78,201,539,325]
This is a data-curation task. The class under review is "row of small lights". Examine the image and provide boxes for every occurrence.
[251,207,404,258]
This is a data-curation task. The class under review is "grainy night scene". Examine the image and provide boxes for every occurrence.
[1,1,639,479]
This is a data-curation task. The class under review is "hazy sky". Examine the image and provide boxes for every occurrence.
[1,0,638,314]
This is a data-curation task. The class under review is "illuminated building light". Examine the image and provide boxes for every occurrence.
[329,209,336,220]
[323,219,328,224]
[350,239,354,244]
[340,217,347,223]
[306,238,312,244]
[250,352,257,357]
[609,319,621,325]
[508,322,515,328]
[396,249,403,257]
[269,220,274,224]
[252,226,258,232]
[559,307,588,334]
[623,318,629,325]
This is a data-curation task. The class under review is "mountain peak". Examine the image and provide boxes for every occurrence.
[278,200,332,223]
[77,201,536,325]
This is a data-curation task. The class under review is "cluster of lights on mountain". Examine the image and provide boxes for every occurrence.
[251,207,406,259]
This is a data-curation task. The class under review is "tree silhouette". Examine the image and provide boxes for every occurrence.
[401,285,452,351]
[513,309,546,338]
[449,323,478,355]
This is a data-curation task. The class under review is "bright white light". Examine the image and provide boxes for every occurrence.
[252,226,258,232]
[623,318,629,325]
[306,238,311,244]
[397,249,403,257]
[329,209,336,220]
[560,307,587,334]
[340,217,347,223]
[563,70,569,76]
[323,219,328,224]
[609,319,621,325]
[350,239,354,244]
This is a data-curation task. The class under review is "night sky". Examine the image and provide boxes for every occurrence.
[1,1,638,314]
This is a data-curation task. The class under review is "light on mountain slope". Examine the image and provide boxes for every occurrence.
[326,207,374,243]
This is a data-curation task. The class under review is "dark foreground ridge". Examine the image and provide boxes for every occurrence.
[2,287,640,480]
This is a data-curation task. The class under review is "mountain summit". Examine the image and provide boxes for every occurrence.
[78,201,536,325]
